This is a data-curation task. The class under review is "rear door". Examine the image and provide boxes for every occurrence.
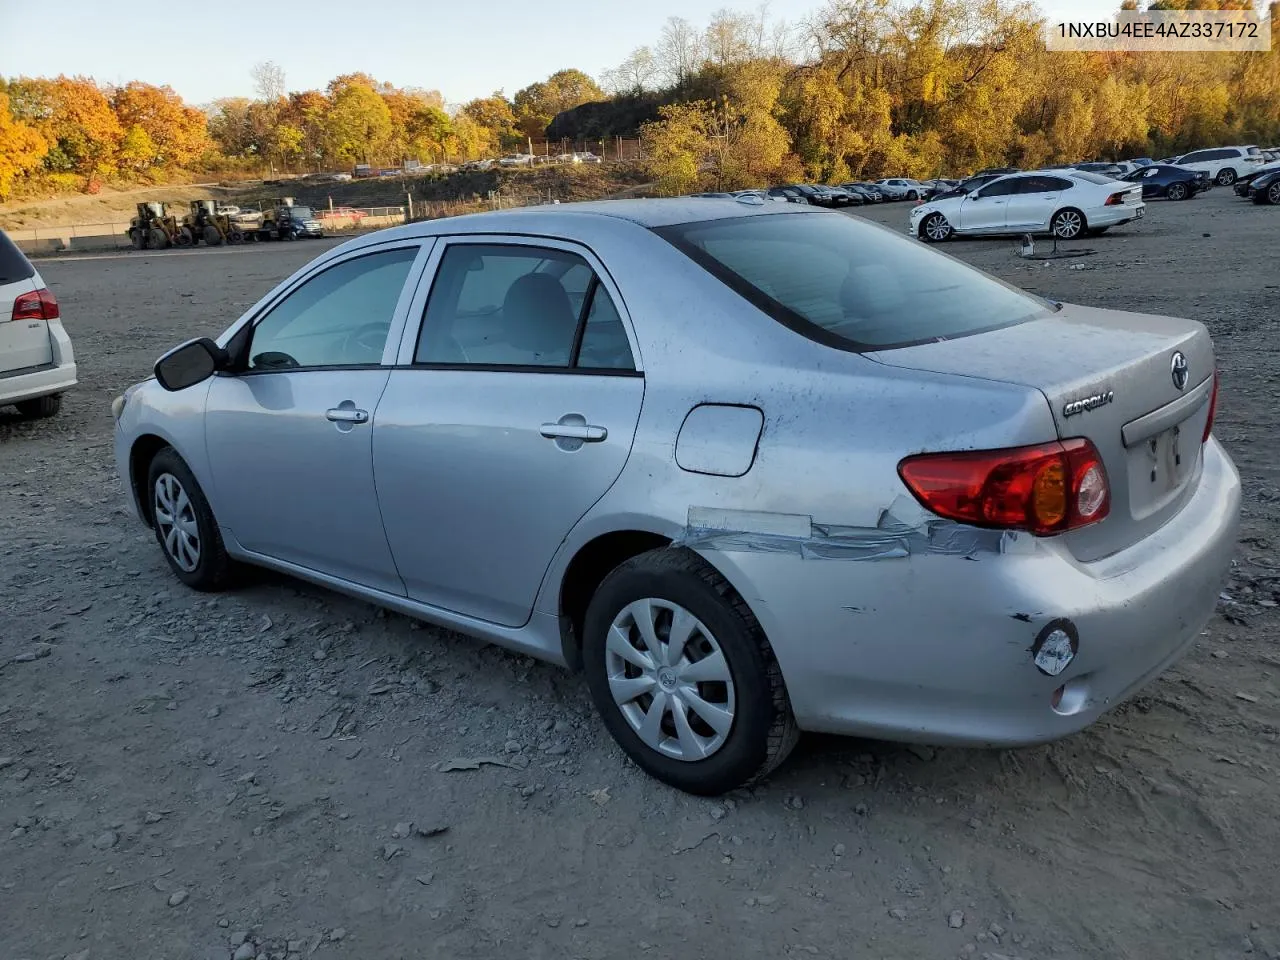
[0,232,53,375]
[1004,176,1067,229]
[373,236,644,627]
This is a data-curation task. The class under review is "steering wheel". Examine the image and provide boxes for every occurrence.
[342,322,390,363]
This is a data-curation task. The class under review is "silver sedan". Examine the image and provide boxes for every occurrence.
[112,198,1240,795]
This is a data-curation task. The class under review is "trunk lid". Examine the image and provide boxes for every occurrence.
[0,276,54,374]
[870,302,1215,561]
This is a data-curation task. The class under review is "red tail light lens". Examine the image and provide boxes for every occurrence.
[1203,371,1218,443]
[1105,192,1126,205]
[11,287,59,322]
[898,438,1110,536]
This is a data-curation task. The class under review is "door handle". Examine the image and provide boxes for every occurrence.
[326,407,369,424]
[540,422,607,442]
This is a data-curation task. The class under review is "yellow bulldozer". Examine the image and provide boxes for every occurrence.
[126,202,187,250]
[181,200,245,246]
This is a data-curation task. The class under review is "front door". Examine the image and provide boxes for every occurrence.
[956,176,1018,231]
[1003,175,1067,230]
[203,243,425,592]
[373,239,644,627]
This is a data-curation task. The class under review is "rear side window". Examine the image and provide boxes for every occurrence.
[0,229,36,286]
[655,213,1049,351]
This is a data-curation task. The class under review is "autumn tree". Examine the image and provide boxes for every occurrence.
[324,81,393,164]
[7,76,122,176]
[463,92,519,152]
[110,81,209,169]
[0,90,47,199]
[513,69,604,138]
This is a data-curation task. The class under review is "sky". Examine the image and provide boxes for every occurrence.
[0,0,1123,108]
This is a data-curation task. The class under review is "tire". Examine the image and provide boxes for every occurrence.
[907,190,919,201]
[203,225,223,246]
[228,230,244,245]
[1216,167,1237,186]
[1265,182,1280,205]
[130,228,144,250]
[582,548,799,795]
[1166,182,1188,201]
[149,227,170,249]
[146,448,235,591]
[1051,208,1086,239]
[14,394,61,419]
[919,211,953,242]
[176,227,193,247]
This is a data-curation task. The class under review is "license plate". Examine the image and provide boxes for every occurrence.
[1134,206,1145,217]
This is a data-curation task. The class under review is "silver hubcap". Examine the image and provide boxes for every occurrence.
[925,214,950,240]
[154,473,200,572]
[605,598,736,762]
[1270,184,1280,203]
[1170,185,1184,199]
[1054,212,1082,238]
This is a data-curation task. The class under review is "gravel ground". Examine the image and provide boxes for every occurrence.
[2,194,1278,960]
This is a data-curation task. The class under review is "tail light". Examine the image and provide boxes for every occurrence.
[11,287,59,322]
[1203,371,1218,443]
[1104,191,1128,205]
[898,438,1110,536]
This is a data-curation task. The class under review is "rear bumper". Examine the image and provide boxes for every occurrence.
[1089,204,1144,227]
[703,439,1240,746]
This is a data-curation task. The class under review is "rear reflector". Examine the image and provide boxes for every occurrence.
[11,287,59,322]
[1203,371,1218,443]
[898,438,1110,536]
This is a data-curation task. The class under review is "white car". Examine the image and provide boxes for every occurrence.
[909,170,1145,243]
[877,178,929,200]
[1,230,76,418]
[1169,146,1266,186]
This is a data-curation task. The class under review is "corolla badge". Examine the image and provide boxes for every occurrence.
[1062,390,1115,417]
[1170,351,1189,390]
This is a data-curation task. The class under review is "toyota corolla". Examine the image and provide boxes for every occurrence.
[112,199,1239,795]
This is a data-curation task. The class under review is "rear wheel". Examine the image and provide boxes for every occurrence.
[130,228,145,250]
[1166,182,1188,201]
[1051,208,1086,239]
[920,212,953,242]
[906,189,919,200]
[146,448,235,591]
[148,227,170,249]
[14,394,61,419]
[1216,167,1237,186]
[583,548,799,795]
[203,225,223,246]
[228,230,244,245]
[1265,182,1280,205]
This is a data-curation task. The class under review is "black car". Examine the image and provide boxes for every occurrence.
[1120,164,1210,200]
[782,184,851,208]
[838,182,883,202]
[973,166,1019,176]
[928,173,1004,201]
[765,186,811,204]
[917,178,959,200]
[1233,166,1280,198]
[1248,168,1280,204]
[275,205,324,239]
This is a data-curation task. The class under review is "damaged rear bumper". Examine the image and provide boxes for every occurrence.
[692,438,1240,747]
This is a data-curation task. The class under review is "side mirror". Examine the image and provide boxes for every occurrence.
[154,337,227,392]
[968,191,982,199]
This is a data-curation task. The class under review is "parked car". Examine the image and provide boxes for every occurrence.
[275,205,324,239]
[112,198,1239,795]
[765,187,811,204]
[1070,162,1126,179]
[574,152,603,165]
[973,166,1019,176]
[875,178,929,200]
[1232,158,1280,197]
[910,170,1145,242]
[731,189,790,204]
[689,192,736,199]
[1,229,76,419]
[1127,157,1154,167]
[1120,164,1212,200]
[499,154,535,167]
[917,178,960,200]
[784,184,854,207]
[319,206,368,222]
[1168,146,1266,186]
[925,173,1005,202]
[1247,168,1280,204]
[818,185,862,206]
[838,182,884,203]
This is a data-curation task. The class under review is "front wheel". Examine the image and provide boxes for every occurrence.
[1216,167,1237,186]
[1264,182,1280,205]
[920,212,953,242]
[1166,182,1188,201]
[906,190,919,201]
[146,448,235,591]
[582,549,799,795]
[1051,208,1086,239]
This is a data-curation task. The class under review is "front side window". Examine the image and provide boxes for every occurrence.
[416,244,634,371]
[976,178,1019,197]
[655,212,1049,351]
[247,246,418,370]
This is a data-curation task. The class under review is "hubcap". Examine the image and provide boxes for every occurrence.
[604,598,736,762]
[1055,212,1082,238]
[925,214,950,240]
[154,473,200,572]
[1270,184,1280,203]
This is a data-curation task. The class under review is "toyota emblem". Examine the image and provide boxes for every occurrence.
[1170,351,1189,391]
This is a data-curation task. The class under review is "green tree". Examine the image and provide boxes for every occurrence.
[513,69,605,138]
[324,82,393,164]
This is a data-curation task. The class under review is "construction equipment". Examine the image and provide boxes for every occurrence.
[181,200,244,246]
[255,197,296,240]
[126,202,188,250]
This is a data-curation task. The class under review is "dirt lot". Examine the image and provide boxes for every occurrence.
[2,193,1278,960]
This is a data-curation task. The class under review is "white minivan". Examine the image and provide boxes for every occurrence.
[0,229,76,419]
[1171,146,1266,185]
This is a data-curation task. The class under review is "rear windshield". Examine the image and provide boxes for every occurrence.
[1070,171,1115,184]
[654,212,1049,351]
[0,229,36,286]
